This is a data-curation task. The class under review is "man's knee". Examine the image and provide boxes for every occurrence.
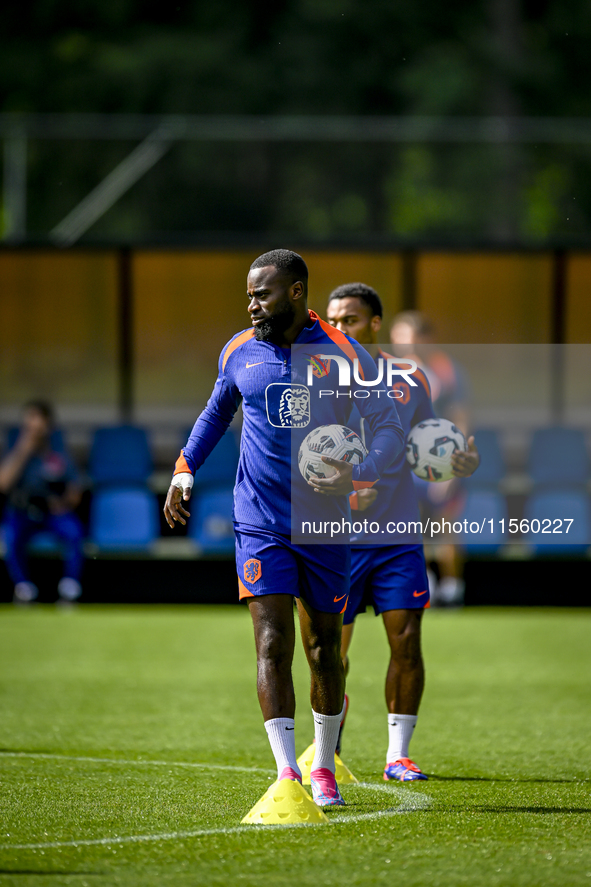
[307,633,342,673]
[254,622,290,666]
[394,637,422,670]
[385,611,423,666]
[250,601,294,670]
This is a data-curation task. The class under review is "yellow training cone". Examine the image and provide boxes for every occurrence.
[334,753,359,785]
[296,743,359,785]
[241,778,329,825]
[296,743,316,783]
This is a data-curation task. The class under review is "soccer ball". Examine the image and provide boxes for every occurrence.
[298,424,367,482]
[406,418,466,482]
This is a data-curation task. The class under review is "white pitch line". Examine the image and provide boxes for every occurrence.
[0,784,432,851]
[332,783,432,821]
[0,751,274,775]
[0,826,251,851]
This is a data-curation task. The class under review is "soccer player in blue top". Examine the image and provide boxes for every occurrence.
[164,251,404,807]
[326,283,479,782]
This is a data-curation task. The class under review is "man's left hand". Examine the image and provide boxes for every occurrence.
[308,456,355,496]
[452,436,480,478]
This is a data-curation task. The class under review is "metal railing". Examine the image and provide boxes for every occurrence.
[3,113,591,245]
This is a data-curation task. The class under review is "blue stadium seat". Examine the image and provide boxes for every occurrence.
[188,486,235,555]
[468,429,506,486]
[524,489,590,555]
[89,487,159,551]
[181,429,239,488]
[527,427,590,487]
[89,426,152,486]
[458,489,508,553]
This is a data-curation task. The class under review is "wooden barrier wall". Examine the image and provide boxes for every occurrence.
[1,248,589,414]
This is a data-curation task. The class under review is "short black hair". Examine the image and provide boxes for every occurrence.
[250,249,308,287]
[24,399,54,424]
[327,282,383,318]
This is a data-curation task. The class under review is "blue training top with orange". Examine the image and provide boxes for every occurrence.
[175,311,405,536]
[347,349,436,543]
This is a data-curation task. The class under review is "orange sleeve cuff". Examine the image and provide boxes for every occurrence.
[352,480,376,491]
[349,492,359,511]
[174,452,192,475]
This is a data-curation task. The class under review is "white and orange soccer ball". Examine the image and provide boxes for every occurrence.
[298,424,367,482]
[406,418,467,482]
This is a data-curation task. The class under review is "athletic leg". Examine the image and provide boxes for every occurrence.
[248,594,296,719]
[341,621,354,675]
[48,512,84,600]
[335,545,370,755]
[382,607,424,715]
[296,597,346,804]
[247,594,301,781]
[3,510,39,601]
[335,621,354,754]
[297,597,344,716]
[382,607,428,780]
[435,544,465,606]
[48,512,84,582]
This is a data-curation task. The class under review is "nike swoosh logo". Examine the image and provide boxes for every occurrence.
[246,361,264,368]
[285,727,294,731]
[334,594,347,603]
[413,589,428,597]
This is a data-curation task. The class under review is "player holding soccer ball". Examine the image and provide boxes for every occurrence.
[164,252,404,807]
[326,283,479,781]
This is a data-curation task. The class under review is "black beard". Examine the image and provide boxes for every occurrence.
[254,302,296,343]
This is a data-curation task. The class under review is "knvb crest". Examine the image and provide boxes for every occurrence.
[305,354,331,379]
[244,558,262,584]
[265,383,310,428]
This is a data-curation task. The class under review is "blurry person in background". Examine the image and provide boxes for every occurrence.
[390,311,476,607]
[0,401,84,604]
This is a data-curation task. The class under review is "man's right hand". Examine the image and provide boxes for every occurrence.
[355,487,378,512]
[164,474,193,528]
[17,419,47,455]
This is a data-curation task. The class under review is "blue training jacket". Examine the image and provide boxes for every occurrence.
[175,311,405,537]
[347,349,436,544]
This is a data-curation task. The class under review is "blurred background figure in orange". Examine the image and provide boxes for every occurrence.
[0,401,84,604]
[390,310,473,607]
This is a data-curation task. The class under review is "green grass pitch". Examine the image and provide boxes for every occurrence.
[0,604,589,887]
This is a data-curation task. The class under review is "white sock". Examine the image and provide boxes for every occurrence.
[311,703,345,774]
[387,713,418,763]
[264,718,301,780]
[438,577,465,605]
[427,569,438,596]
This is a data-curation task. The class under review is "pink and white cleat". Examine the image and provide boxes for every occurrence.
[310,768,345,806]
[279,766,302,783]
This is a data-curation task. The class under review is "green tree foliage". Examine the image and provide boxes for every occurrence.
[1,0,590,241]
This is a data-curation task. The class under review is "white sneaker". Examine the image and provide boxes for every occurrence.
[13,581,39,603]
[57,578,82,602]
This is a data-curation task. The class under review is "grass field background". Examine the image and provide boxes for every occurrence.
[0,604,589,887]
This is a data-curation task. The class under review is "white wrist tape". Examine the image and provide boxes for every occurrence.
[171,472,194,492]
